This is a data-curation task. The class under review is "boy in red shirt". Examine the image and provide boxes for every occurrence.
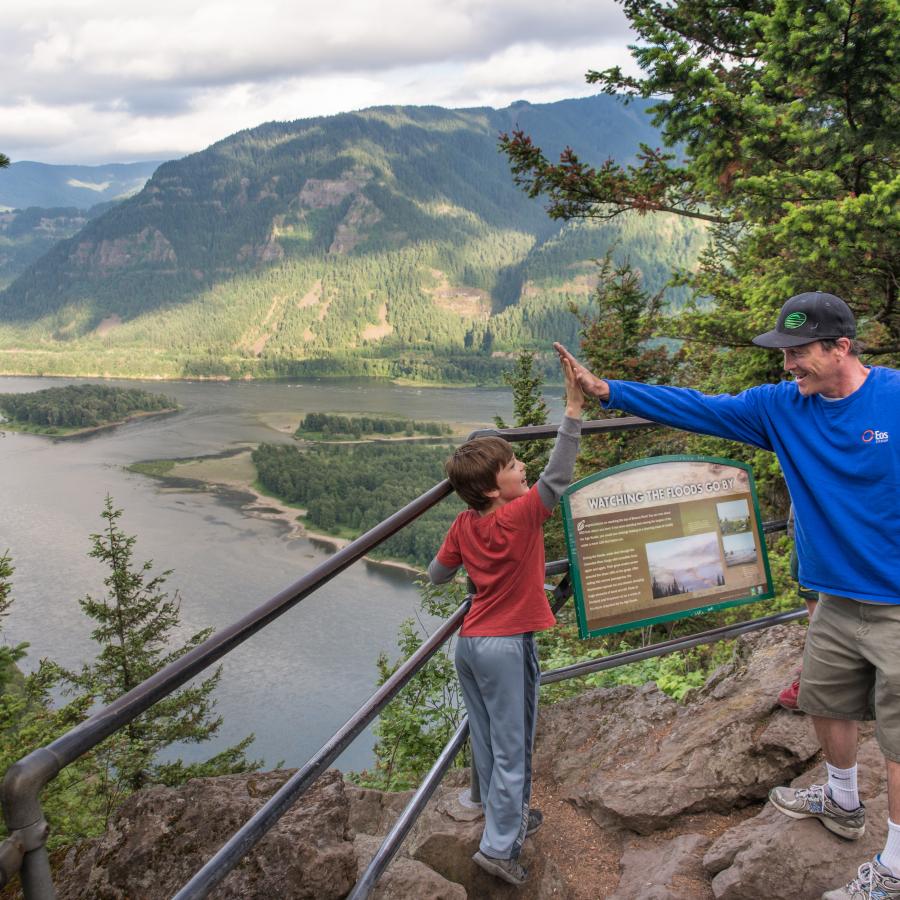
[428,357,584,885]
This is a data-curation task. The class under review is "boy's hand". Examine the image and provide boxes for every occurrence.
[561,356,586,418]
[554,342,610,401]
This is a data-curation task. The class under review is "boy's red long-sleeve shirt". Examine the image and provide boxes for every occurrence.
[432,416,582,637]
[436,485,556,636]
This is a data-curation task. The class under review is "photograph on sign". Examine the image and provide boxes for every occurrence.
[562,456,774,638]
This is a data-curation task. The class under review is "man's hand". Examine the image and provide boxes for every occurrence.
[553,343,610,401]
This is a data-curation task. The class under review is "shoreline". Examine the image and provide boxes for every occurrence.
[0,369,503,389]
[131,448,425,578]
[1,407,179,439]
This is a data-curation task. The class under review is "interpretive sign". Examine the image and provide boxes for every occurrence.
[562,456,773,638]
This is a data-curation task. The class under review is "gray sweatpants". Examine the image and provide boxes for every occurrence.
[455,633,540,859]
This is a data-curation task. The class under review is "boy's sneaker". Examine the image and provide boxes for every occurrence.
[768,783,865,840]
[526,808,543,837]
[822,856,900,899]
[778,678,802,711]
[472,851,528,885]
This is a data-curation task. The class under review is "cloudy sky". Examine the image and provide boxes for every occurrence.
[2,0,639,166]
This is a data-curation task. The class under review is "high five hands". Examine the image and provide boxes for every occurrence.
[553,343,610,402]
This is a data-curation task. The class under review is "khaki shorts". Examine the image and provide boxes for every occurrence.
[799,593,900,762]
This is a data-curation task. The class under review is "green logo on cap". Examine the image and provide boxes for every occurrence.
[784,312,807,329]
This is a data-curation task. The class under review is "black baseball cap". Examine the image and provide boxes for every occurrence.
[752,291,856,348]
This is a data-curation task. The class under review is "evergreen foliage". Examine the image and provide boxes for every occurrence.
[252,441,462,566]
[501,0,899,383]
[0,384,175,433]
[350,580,470,791]
[493,351,551,480]
[296,412,451,439]
[54,498,258,820]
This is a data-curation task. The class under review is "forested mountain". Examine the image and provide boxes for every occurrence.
[0,97,707,382]
[0,204,113,290]
[0,161,164,211]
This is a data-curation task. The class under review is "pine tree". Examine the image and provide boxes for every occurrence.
[351,579,469,791]
[500,0,899,372]
[0,551,26,691]
[58,497,258,824]
[573,253,688,474]
[0,552,100,847]
[493,350,551,485]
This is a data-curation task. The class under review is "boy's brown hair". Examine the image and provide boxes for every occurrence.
[445,436,513,511]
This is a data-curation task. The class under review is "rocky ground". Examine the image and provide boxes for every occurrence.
[45,624,888,899]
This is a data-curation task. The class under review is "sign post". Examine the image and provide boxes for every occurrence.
[562,456,774,638]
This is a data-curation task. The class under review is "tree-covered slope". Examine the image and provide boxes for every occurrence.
[0,96,708,381]
[0,204,114,290]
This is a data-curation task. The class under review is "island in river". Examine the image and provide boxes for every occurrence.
[0,384,178,437]
[128,417,470,573]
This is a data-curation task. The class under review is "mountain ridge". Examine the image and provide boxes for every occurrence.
[0,96,706,382]
[0,161,165,211]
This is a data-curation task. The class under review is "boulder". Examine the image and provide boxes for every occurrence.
[608,832,713,900]
[534,626,819,833]
[406,782,568,899]
[54,769,358,900]
[353,834,466,900]
[705,734,886,900]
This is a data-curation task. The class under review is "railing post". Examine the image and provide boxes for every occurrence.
[1,748,60,899]
[466,756,481,807]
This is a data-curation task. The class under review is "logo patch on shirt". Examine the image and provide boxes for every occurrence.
[861,429,889,444]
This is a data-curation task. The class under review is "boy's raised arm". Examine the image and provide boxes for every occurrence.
[537,356,584,510]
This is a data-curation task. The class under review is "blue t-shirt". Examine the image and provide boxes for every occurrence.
[605,367,900,603]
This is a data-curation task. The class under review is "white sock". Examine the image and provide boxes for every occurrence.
[826,762,859,811]
[880,819,900,876]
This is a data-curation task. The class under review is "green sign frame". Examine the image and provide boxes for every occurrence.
[561,455,774,639]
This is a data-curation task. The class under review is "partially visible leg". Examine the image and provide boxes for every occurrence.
[771,595,868,839]
[813,715,861,810]
[888,758,900,825]
[881,760,900,875]
[478,634,538,860]
[821,601,900,899]
[455,638,494,804]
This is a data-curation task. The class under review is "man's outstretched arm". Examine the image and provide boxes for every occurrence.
[552,342,772,450]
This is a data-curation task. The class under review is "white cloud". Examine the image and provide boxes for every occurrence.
[1,0,640,164]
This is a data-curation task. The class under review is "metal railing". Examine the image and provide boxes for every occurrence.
[0,415,800,899]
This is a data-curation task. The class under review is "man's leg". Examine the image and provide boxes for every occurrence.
[889,758,900,824]
[770,595,868,839]
[880,758,900,875]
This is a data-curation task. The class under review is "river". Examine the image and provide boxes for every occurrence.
[0,375,563,772]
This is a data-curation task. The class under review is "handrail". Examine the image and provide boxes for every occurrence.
[0,477,457,895]
[171,600,472,900]
[348,717,472,900]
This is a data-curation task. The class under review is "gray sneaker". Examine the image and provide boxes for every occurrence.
[526,808,543,837]
[822,856,900,899]
[472,851,528,885]
[769,783,865,840]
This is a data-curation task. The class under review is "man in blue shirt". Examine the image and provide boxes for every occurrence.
[555,291,900,900]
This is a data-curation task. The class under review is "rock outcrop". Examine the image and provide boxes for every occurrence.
[533,624,820,833]
[49,624,891,899]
